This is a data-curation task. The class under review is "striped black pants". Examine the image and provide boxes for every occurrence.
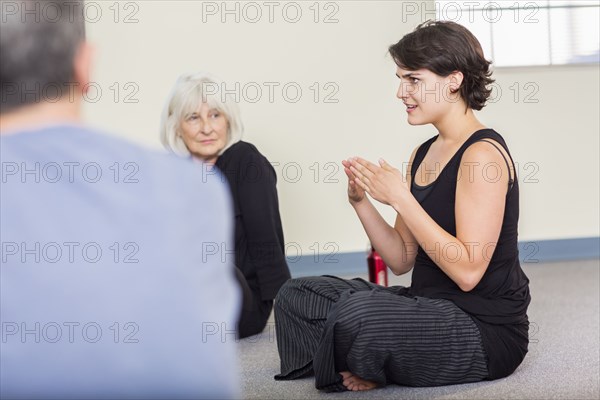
[274,276,489,392]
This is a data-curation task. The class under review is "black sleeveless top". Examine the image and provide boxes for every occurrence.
[408,129,531,380]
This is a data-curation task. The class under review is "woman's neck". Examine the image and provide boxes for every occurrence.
[433,107,486,145]
[192,155,218,165]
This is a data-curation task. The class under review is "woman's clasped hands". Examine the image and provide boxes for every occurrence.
[342,157,410,208]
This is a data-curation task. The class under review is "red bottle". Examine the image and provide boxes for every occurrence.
[367,246,388,286]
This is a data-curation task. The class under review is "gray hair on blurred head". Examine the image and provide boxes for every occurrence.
[0,0,86,113]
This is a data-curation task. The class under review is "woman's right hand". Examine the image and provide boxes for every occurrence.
[342,159,366,205]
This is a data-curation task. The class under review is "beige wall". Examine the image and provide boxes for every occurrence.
[83,1,599,255]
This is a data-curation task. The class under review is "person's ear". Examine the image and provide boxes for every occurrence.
[448,70,464,94]
[72,41,94,94]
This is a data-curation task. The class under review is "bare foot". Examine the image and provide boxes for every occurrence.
[339,371,379,391]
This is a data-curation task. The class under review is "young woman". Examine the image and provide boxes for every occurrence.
[274,20,530,392]
[161,72,291,339]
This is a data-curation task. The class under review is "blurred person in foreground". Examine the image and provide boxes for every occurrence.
[161,73,291,339]
[0,1,240,398]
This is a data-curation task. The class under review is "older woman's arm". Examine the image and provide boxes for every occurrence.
[237,149,291,300]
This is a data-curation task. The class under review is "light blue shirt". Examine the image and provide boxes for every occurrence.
[1,124,241,399]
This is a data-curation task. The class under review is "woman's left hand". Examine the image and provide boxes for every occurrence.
[347,157,410,207]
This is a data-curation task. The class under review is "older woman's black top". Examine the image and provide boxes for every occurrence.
[409,129,531,380]
[215,141,291,301]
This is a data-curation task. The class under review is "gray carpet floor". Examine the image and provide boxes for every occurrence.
[237,259,600,399]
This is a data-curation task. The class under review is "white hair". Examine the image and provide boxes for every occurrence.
[160,72,244,157]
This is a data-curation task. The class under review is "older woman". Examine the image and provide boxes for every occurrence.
[161,72,291,338]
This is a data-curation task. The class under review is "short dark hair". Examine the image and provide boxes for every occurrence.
[389,20,494,111]
[0,1,86,114]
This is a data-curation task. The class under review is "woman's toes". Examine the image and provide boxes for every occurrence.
[339,371,352,379]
